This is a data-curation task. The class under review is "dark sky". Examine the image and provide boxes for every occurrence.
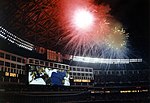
[100,0,149,62]
[0,0,149,62]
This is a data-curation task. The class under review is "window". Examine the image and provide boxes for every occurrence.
[35,60,39,65]
[112,71,115,75]
[81,68,84,71]
[66,66,69,69]
[62,65,65,69]
[17,57,21,63]
[40,61,44,65]
[22,58,26,63]
[73,72,76,76]
[107,71,111,75]
[54,64,57,68]
[45,62,49,67]
[124,71,127,74]
[81,73,84,76]
[70,72,72,75]
[16,70,19,74]
[86,73,88,76]
[14,69,16,73]
[50,63,53,67]
[22,66,25,70]
[11,63,16,68]
[5,62,10,67]
[11,56,16,61]
[17,65,21,69]
[77,68,80,71]
[58,65,61,68]
[99,71,102,74]
[11,69,13,73]
[1,67,4,72]
[6,54,10,60]
[29,59,34,63]
[7,68,10,72]
[77,73,80,76]
[94,71,98,75]
[0,60,4,66]
[89,69,92,72]
[73,68,76,71]
[0,52,4,58]
[85,69,88,72]
[70,67,72,71]
[120,71,123,75]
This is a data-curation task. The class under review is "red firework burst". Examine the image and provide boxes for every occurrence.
[56,0,111,55]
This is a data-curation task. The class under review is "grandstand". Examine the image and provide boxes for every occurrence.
[0,26,149,103]
[0,0,149,102]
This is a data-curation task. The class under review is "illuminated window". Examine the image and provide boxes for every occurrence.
[5,72,9,76]
[10,73,17,77]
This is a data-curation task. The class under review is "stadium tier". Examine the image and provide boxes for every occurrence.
[0,26,149,103]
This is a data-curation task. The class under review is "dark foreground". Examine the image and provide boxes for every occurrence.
[0,91,149,103]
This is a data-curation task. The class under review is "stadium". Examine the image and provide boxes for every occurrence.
[0,0,149,103]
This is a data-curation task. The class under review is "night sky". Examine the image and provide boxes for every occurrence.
[100,0,149,62]
[0,0,149,62]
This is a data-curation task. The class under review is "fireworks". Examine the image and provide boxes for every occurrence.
[55,0,129,58]
[72,8,94,30]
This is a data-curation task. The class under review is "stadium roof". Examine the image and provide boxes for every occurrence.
[0,0,149,59]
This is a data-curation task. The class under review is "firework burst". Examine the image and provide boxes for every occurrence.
[55,0,129,58]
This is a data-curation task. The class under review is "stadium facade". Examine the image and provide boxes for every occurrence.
[0,26,149,103]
